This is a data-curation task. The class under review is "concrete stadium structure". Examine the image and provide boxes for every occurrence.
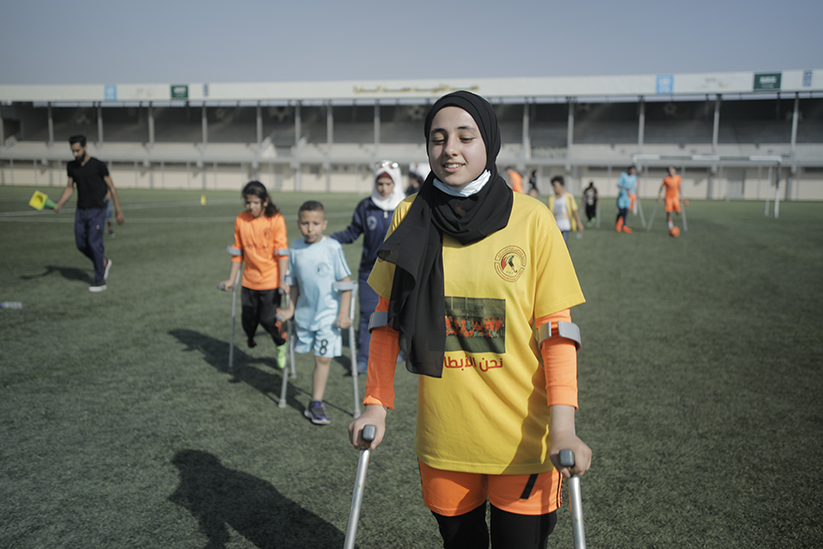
[2,69,822,201]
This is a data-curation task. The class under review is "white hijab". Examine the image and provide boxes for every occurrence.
[371,162,406,211]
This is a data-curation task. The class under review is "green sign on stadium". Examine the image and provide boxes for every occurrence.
[170,84,189,100]
[753,73,781,91]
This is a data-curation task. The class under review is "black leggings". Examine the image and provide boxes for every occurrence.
[241,287,285,345]
[616,207,629,225]
[432,502,557,549]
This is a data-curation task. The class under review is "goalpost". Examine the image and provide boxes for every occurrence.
[632,154,784,218]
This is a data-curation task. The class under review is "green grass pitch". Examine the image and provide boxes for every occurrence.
[1,186,822,548]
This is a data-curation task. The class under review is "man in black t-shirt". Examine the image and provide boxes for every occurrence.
[54,135,124,292]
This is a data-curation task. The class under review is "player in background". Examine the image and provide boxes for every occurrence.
[658,167,683,230]
[615,166,637,234]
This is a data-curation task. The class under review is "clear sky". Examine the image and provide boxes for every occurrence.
[1,0,821,85]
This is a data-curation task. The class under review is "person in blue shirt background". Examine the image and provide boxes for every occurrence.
[332,160,406,374]
[615,166,637,234]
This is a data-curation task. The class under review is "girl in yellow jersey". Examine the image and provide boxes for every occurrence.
[348,91,592,549]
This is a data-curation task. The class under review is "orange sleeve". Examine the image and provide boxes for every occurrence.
[231,216,244,263]
[363,296,400,409]
[512,173,523,193]
[273,214,288,257]
[535,309,578,409]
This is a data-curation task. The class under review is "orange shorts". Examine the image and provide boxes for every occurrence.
[419,460,563,517]
[665,197,681,213]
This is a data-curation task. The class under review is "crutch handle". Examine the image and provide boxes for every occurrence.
[559,449,586,549]
[361,424,376,443]
[217,282,226,291]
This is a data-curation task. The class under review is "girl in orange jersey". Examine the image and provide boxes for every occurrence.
[219,181,289,368]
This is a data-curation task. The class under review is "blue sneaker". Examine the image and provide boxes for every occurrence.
[304,400,330,425]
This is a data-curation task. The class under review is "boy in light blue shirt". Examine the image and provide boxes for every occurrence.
[281,201,352,425]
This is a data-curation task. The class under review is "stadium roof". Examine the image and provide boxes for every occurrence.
[1,69,820,103]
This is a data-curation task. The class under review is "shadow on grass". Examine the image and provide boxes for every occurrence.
[20,265,93,284]
[169,449,344,548]
[168,329,307,414]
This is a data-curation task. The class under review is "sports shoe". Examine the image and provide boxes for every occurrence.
[108,231,115,238]
[304,400,331,425]
[622,225,633,234]
[247,337,257,348]
[89,280,107,292]
[276,344,287,370]
[616,218,624,232]
[103,258,112,281]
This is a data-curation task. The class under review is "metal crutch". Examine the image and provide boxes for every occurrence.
[559,449,586,549]
[333,280,361,419]
[217,245,243,374]
[680,199,688,232]
[646,200,659,232]
[344,424,376,549]
[278,274,296,409]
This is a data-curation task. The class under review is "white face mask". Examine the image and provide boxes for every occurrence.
[433,170,491,197]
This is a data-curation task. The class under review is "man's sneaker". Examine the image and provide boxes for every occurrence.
[103,258,112,281]
[89,280,107,292]
[304,400,330,425]
[276,344,287,370]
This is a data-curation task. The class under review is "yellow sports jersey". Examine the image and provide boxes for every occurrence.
[548,192,579,232]
[368,193,585,475]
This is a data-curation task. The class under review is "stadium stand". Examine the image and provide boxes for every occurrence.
[2,71,822,200]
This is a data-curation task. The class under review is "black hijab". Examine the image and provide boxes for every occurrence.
[376,91,514,377]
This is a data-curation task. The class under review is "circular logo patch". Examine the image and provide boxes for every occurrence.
[494,246,527,282]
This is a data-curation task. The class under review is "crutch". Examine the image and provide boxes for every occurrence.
[278,275,297,409]
[680,199,688,232]
[636,196,646,228]
[217,245,243,374]
[333,280,361,419]
[344,424,376,549]
[646,200,659,232]
[559,449,586,549]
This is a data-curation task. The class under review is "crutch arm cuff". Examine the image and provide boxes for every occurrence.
[537,321,581,349]
[333,280,358,292]
[227,245,242,257]
[368,311,388,332]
